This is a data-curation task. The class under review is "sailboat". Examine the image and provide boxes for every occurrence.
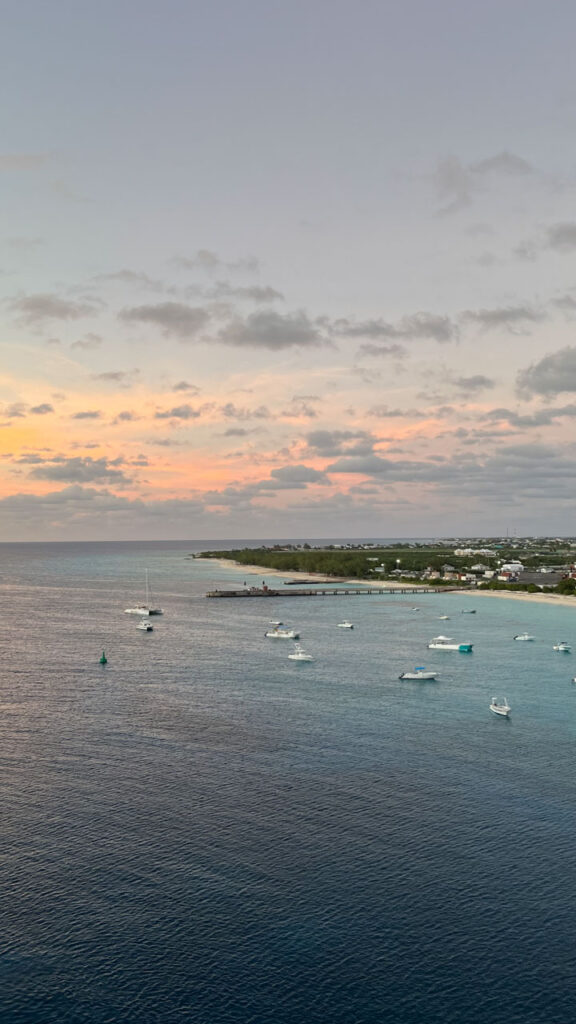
[125,569,163,616]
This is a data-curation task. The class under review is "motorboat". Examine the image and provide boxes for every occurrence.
[411,607,420,611]
[125,569,163,616]
[265,623,300,638]
[288,643,314,662]
[553,642,571,652]
[137,618,153,632]
[439,615,450,620]
[337,621,354,629]
[427,635,473,652]
[514,633,535,641]
[461,609,476,614]
[399,667,438,680]
[490,697,511,717]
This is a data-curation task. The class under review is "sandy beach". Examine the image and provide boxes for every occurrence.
[202,557,576,608]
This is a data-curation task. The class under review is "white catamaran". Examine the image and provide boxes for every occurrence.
[125,569,164,616]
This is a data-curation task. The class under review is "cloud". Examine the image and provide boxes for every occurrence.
[470,152,534,177]
[94,269,165,291]
[218,310,326,350]
[337,312,457,344]
[306,429,378,457]
[0,153,51,171]
[10,294,99,326]
[72,410,102,420]
[91,370,137,386]
[269,465,327,485]
[461,306,544,332]
[433,151,535,214]
[119,302,210,340]
[482,403,576,427]
[71,333,103,351]
[172,380,200,393]
[545,223,576,251]
[172,250,260,274]
[452,375,495,393]
[357,343,407,358]
[2,403,27,418]
[219,402,271,420]
[517,346,576,397]
[155,404,203,420]
[29,403,55,415]
[206,282,284,303]
[29,456,131,485]
[113,410,139,423]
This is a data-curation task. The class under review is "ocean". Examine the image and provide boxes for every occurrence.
[1,540,576,1023]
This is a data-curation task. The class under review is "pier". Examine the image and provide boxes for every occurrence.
[206,586,454,598]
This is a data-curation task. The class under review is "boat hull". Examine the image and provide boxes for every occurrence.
[427,642,473,652]
[399,672,438,680]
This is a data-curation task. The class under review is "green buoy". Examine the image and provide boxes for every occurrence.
[99,650,107,665]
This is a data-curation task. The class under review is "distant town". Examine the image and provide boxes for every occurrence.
[199,538,576,594]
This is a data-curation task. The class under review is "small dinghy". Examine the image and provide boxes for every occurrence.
[137,617,153,632]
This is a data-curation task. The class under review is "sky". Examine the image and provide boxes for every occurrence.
[2,0,576,539]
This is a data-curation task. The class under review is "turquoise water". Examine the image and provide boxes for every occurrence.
[1,541,576,1023]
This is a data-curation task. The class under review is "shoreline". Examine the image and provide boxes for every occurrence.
[201,556,576,607]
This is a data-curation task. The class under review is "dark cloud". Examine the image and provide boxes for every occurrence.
[119,302,210,340]
[306,429,378,457]
[269,465,327,485]
[218,310,325,350]
[91,370,137,385]
[517,347,576,397]
[10,293,99,325]
[113,411,140,423]
[29,403,54,415]
[219,402,271,420]
[482,403,576,427]
[461,306,544,332]
[173,381,200,393]
[29,456,131,485]
[367,405,427,419]
[72,410,102,420]
[155,404,203,420]
[338,312,457,344]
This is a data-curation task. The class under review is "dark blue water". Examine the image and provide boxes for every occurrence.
[1,541,576,1023]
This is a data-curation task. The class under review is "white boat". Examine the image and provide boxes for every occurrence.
[461,609,476,614]
[490,697,511,717]
[553,642,571,651]
[288,643,314,662]
[125,569,163,616]
[137,618,153,632]
[514,633,534,641]
[411,607,420,611]
[399,667,438,680]
[427,635,473,652]
[265,623,300,638]
[439,615,450,620]
[337,621,354,629]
